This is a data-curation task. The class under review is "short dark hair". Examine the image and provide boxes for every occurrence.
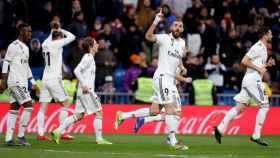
[82,37,95,52]
[17,23,30,32]
[52,30,63,40]
[257,27,270,39]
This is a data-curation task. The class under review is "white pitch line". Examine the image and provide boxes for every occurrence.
[43,149,89,154]
[0,148,238,158]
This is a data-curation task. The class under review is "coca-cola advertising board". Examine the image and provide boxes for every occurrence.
[0,103,279,135]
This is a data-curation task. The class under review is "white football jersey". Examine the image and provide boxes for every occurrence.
[4,39,33,86]
[74,53,96,96]
[154,33,186,78]
[244,40,268,80]
[42,29,75,80]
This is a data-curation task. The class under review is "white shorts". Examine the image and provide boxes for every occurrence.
[234,78,269,106]
[9,85,31,105]
[75,92,102,115]
[152,74,181,111]
[39,79,68,103]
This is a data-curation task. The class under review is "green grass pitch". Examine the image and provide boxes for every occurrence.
[0,134,280,158]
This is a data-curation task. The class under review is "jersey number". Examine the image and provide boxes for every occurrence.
[44,52,50,66]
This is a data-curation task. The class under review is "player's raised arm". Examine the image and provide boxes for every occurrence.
[145,8,163,42]
[60,29,76,45]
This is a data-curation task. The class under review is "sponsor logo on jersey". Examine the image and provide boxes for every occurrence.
[168,50,181,59]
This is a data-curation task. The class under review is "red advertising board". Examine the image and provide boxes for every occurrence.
[0,103,279,135]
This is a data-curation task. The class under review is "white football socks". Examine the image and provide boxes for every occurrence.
[57,115,77,134]
[144,114,163,123]
[165,115,179,146]
[59,107,68,133]
[252,107,269,139]
[94,117,103,141]
[18,108,33,138]
[5,110,18,142]
[37,102,47,136]
[217,108,239,134]
[122,108,150,119]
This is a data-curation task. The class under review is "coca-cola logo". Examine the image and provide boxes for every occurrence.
[153,110,242,135]
[0,108,88,134]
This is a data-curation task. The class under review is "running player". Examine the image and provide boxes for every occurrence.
[0,23,39,146]
[36,21,76,140]
[134,67,192,133]
[115,9,188,150]
[214,27,275,146]
[50,37,112,145]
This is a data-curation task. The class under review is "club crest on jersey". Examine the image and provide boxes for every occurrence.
[168,50,181,59]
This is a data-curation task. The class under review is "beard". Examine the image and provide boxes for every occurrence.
[171,30,181,38]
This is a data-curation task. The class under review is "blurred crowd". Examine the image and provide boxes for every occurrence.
[0,0,279,95]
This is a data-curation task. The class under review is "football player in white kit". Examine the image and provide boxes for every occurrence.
[36,21,76,140]
[214,27,275,146]
[114,9,189,150]
[0,23,39,146]
[50,37,112,145]
[133,67,192,134]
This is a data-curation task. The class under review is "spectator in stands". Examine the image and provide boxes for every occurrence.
[95,37,116,90]
[124,54,142,93]
[161,4,176,29]
[119,24,144,67]
[89,17,104,39]
[120,5,136,30]
[31,1,54,32]
[66,38,84,71]
[135,0,155,31]
[29,39,44,67]
[161,0,192,17]
[146,57,158,77]
[205,54,226,93]
[220,28,243,67]
[185,54,206,80]
[224,61,244,92]
[68,11,88,38]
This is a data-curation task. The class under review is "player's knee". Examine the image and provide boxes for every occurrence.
[235,103,247,113]
[150,107,160,115]
[75,113,84,121]
[22,101,33,108]
[60,99,69,107]
[260,103,269,109]
[10,102,20,110]
[95,111,103,118]
[175,111,181,117]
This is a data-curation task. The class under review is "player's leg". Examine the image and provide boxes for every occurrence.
[9,86,33,146]
[50,79,73,139]
[37,83,52,140]
[134,106,165,133]
[162,84,187,150]
[5,101,20,146]
[114,105,156,130]
[214,87,249,144]
[249,83,269,146]
[51,113,83,144]
[94,111,112,144]
[18,100,33,146]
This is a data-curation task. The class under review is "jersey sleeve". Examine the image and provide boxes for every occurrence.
[53,29,76,48]
[155,34,167,45]
[74,55,90,86]
[4,44,17,62]
[246,46,259,60]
